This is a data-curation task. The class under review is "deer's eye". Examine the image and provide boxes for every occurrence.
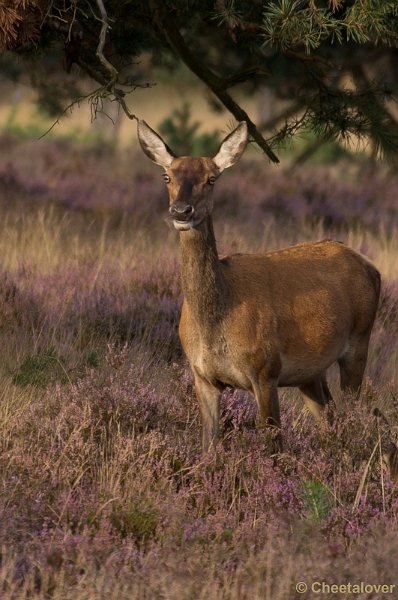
[163,174,170,183]
[208,176,216,185]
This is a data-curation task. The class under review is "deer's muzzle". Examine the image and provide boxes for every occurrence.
[169,203,195,223]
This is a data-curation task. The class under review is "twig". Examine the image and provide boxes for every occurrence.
[92,1,139,121]
[95,0,118,84]
[378,419,386,515]
[38,93,89,139]
[38,82,138,140]
[67,2,78,43]
[265,105,312,148]
[115,93,137,120]
[258,99,306,132]
[353,439,379,511]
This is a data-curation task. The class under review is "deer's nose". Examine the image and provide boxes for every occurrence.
[170,204,194,220]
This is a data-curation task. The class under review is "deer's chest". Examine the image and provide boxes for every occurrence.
[179,319,252,390]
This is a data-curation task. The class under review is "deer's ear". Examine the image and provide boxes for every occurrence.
[137,120,175,167]
[213,122,248,172]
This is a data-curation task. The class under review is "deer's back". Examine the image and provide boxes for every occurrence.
[179,240,380,388]
[222,240,379,320]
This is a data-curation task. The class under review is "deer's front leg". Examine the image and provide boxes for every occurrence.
[253,375,283,452]
[194,373,221,453]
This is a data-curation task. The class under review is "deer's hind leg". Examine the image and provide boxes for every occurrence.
[338,331,371,396]
[299,373,332,422]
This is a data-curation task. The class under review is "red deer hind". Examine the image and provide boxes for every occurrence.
[137,120,383,457]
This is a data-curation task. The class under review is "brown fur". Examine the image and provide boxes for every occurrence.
[178,215,380,451]
[137,121,381,456]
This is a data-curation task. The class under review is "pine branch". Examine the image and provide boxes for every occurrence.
[350,64,398,157]
[258,99,307,132]
[304,76,398,158]
[148,0,280,163]
[71,1,143,122]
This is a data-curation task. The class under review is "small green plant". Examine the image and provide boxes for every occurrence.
[301,480,332,521]
[85,351,99,368]
[12,348,68,387]
[159,102,220,156]
[110,503,158,540]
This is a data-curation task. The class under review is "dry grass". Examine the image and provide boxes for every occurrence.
[0,134,397,599]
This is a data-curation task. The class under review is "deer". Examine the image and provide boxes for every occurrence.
[137,119,385,460]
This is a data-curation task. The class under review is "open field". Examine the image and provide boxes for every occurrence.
[0,132,398,599]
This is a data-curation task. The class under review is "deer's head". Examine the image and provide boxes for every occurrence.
[137,120,248,231]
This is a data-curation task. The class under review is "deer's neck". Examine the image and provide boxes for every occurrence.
[179,216,226,329]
